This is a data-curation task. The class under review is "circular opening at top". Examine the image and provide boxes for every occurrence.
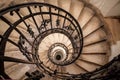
[48,43,69,64]
[54,51,63,60]
[56,54,62,60]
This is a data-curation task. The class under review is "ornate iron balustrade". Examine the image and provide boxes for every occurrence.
[0,2,119,80]
[0,2,83,79]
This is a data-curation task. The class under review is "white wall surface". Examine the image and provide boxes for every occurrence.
[90,0,120,17]
[110,41,120,61]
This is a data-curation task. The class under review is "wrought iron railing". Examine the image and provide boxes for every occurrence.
[0,2,119,80]
[0,2,83,79]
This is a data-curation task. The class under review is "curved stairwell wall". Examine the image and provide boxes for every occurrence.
[0,0,113,80]
[105,18,120,61]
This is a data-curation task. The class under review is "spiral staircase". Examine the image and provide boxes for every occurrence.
[0,0,112,80]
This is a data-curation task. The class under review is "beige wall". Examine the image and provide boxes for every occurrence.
[90,0,120,17]
[105,18,120,60]
[105,18,120,43]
